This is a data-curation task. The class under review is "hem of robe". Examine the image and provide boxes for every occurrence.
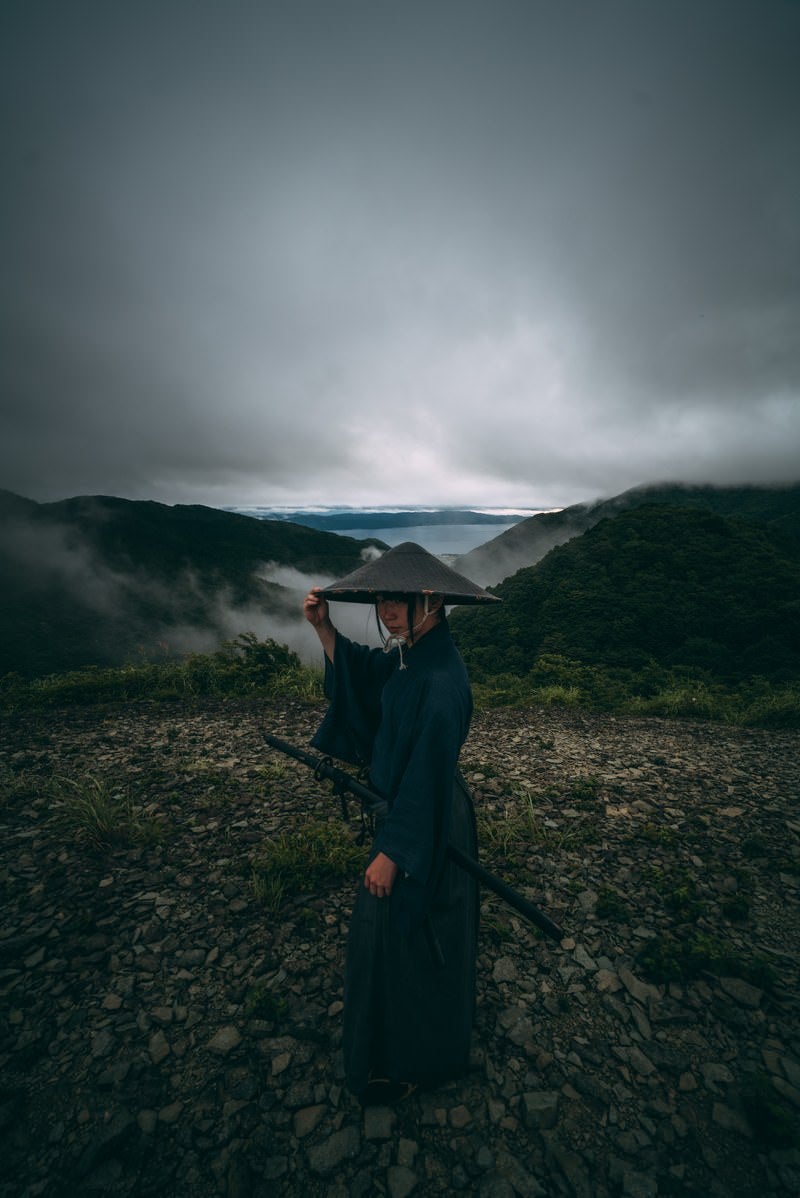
[342,771,479,1095]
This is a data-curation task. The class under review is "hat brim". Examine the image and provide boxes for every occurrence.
[318,541,501,606]
[319,585,500,606]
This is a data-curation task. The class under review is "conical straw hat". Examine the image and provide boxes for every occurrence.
[320,541,501,606]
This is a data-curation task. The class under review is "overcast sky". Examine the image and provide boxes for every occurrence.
[2,0,798,511]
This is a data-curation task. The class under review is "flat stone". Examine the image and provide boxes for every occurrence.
[397,1138,418,1168]
[701,1062,735,1092]
[493,956,518,983]
[90,1029,115,1059]
[595,969,622,993]
[478,1179,516,1198]
[618,966,660,1005]
[148,1030,170,1064]
[264,1156,289,1179]
[364,1105,395,1140]
[781,1057,800,1090]
[521,1091,559,1130]
[573,944,597,970]
[293,1104,326,1138]
[712,1102,752,1137]
[772,1076,800,1109]
[494,1150,547,1197]
[306,1126,361,1176]
[386,1165,418,1198]
[498,1007,535,1046]
[158,1100,183,1124]
[272,1051,292,1075]
[544,1138,592,1198]
[612,1045,656,1076]
[137,1110,157,1134]
[622,1170,658,1197]
[718,977,762,1009]
[207,1025,241,1055]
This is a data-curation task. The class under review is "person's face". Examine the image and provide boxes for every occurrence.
[376,594,439,639]
[376,595,416,638]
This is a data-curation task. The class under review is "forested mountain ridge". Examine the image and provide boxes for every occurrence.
[455,482,800,586]
[450,504,800,685]
[4,485,799,690]
[0,490,385,584]
[0,490,385,678]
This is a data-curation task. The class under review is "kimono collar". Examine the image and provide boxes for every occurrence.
[382,619,448,672]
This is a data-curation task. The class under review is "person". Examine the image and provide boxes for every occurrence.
[302,541,500,1103]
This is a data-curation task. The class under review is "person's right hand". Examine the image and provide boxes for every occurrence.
[303,587,330,628]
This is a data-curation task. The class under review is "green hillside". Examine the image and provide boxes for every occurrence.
[455,482,800,586]
[451,505,800,685]
[0,491,385,678]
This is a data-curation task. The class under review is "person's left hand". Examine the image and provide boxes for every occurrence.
[364,852,399,898]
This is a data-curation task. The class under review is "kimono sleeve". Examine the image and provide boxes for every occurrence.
[310,631,394,767]
[372,676,466,925]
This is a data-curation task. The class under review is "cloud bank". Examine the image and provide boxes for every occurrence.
[1,0,798,509]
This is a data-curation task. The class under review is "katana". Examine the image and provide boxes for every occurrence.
[263,732,565,942]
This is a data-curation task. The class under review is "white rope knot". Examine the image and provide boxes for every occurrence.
[383,635,408,670]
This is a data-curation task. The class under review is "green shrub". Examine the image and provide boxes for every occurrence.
[742,685,800,729]
[529,684,583,708]
[664,884,703,920]
[570,777,602,803]
[245,985,289,1023]
[0,634,310,709]
[636,932,776,989]
[634,822,677,847]
[595,887,630,921]
[624,682,728,721]
[3,626,799,729]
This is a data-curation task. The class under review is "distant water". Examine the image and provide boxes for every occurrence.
[331,523,519,556]
[226,506,550,558]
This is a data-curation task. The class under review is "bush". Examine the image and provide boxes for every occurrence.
[0,634,317,710]
[742,685,800,729]
[636,931,776,989]
[623,681,731,721]
[2,629,798,729]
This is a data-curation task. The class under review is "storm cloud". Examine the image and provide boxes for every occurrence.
[2,0,798,509]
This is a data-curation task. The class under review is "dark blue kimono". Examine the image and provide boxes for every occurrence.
[311,619,479,1093]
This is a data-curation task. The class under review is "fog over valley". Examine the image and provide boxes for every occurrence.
[2,482,798,679]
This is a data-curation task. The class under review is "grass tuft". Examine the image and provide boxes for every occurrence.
[251,821,367,912]
[245,984,289,1023]
[49,774,165,851]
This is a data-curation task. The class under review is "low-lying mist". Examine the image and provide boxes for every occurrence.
[0,511,383,677]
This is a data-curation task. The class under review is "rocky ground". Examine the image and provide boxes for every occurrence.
[1,696,799,1198]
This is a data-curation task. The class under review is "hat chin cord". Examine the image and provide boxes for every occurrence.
[381,597,433,670]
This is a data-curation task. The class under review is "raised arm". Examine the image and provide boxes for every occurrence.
[303,587,336,664]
